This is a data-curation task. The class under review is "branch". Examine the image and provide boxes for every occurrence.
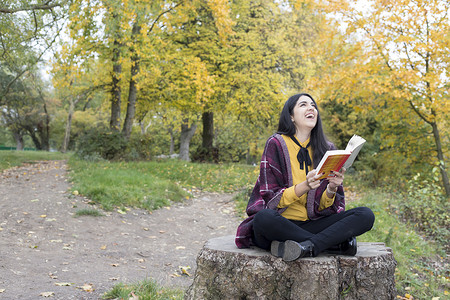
[148,1,184,34]
[0,22,64,105]
[361,26,392,71]
[0,1,62,14]
[408,99,432,125]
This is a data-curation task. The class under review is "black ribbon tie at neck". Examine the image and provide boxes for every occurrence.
[290,136,312,175]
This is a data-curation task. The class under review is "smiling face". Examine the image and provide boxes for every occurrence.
[291,95,318,134]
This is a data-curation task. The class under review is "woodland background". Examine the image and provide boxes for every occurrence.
[0,0,449,298]
[1,0,448,195]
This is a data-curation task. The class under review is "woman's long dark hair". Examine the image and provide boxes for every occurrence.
[277,93,330,168]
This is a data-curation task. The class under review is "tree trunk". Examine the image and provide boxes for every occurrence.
[122,20,141,140]
[168,126,175,155]
[186,236,397,300]
[110,38,122,131]
[12,131,24,151]
[61,98,76,153]
[28,130,42,150]
[201,111,214,161]
[180,119,197,161]
[42,98,50,151]
[431,122,450,196]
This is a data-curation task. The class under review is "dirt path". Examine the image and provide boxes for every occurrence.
[0,160,241,300]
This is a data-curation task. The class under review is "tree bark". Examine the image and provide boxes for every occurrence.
[168,126,175,155]
[186,236,397,300]
[61,98,76,153]
[110,38,122,131]
[41,99,50,151]
[122,20,141,140]
[27,129,42,150]
[202,111,214,159]
[179,119,197,161]
[431,122,450,196]
[12,131,24,151]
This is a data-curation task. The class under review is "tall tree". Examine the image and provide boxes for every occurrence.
[0,68,55,150]
[0,0,68,105]
[315,0,449,195]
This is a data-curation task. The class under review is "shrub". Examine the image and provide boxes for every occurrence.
[123,132,154,161]
[76,128,127,160]
[398,170,449,248]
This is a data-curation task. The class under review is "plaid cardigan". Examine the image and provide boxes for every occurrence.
[235,134,345,248]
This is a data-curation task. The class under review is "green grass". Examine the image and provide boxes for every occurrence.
[75,208,104,217]
[102,279,183,300]
[0,150,69,172]
[67,157,258,211]
[124,159,259,193]
[346,190,448,299]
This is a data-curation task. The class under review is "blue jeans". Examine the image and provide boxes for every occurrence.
[252,207,375,256]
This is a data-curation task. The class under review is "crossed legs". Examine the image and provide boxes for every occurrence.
[252,207,375,256]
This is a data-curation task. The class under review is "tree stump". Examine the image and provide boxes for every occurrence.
[185,235,397,300]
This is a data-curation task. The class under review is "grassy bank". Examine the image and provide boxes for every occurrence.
[345,189,448,299]
[0,150,69,172]
[68,157,258,211]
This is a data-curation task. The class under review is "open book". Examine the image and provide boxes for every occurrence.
[315,135,366,180]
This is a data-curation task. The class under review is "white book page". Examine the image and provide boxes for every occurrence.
[343,135,366,169]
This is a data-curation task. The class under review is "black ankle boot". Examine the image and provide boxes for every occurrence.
[271,240,315,261]
[325,237,357,256]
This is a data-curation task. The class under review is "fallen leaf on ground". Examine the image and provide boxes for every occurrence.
[40,291,55,297]
[31,199,39,202]
[179,266,191,276]
[100,245,107,250]
[55,282,72,286]
[0,289,5,293]
[159,230,165,234]
[50,240,62,243]
[117,209,126,214]
[77,284,94,292]
[176,246,185,250]
[46,218,57,222]
[40,215,47,218]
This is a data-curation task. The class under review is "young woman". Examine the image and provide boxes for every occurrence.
[235,93,374,261]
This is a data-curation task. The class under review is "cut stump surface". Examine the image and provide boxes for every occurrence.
[186,235,397,300]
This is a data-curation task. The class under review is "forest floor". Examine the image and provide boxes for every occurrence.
[0,160,241,300]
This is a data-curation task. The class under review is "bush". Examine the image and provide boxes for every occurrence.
[398,170,450,248]
[76,128,127,160]
[123,132,154,161]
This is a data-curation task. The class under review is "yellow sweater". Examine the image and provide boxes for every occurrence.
[278,135,335,221]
